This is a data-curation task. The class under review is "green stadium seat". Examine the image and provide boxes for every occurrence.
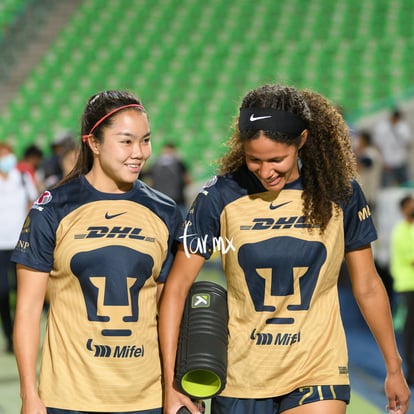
[1,0,414,181]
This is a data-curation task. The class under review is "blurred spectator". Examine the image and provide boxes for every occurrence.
[372,108,412,187]
[354,130,382,213]
[40,130,75,188]
[390,194,414,385]
[16,144,44,192]
[146,142,192,218]
[0,143,37,353]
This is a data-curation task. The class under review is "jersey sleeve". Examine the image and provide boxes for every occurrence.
[11,201,58,272]
[157,205,183,283]
[343,180,378,252]
[176,176,224,260]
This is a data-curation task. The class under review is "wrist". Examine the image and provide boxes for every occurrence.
[20,388,40,400]
[163,371,177,388]
[385,355,403,375]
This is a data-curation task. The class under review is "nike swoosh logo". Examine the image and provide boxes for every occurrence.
[250,114,272,122]
[105,212,127,219]
[269,201,291,210]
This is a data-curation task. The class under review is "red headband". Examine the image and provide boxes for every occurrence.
[81,103,145,142]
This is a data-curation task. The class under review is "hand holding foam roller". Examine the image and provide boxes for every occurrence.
[175,281,228,399]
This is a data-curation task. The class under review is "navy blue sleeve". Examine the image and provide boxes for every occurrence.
[176,176,224,260]
[11,202,58,272]
[157,205,183,282]
[343,180,378,252]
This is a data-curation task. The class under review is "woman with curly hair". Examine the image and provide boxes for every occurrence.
[159,84,410,414]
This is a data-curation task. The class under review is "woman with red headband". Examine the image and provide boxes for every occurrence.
[159,84,411,414]
[11,90,182,414]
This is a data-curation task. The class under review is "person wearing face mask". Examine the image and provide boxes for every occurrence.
[391,195,414,386]
[0,143,38,353]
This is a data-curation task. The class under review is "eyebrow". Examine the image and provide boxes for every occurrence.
[245,153,286,160]
[115,131,151,139]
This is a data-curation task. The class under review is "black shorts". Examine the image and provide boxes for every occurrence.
[211,385,350,414]
[47,408,162,414]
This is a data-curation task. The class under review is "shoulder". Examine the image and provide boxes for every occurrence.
[196,174,243,199]
[339,179,373,220]
[32,178,86,214]
[350,178,362,192]
[344,179,365,200]
[339,179,369,211]
[137,180,175,205]
[135,180,180,220]
[42,177,81,200]
[201,167,266,195]
[190,170,263,213]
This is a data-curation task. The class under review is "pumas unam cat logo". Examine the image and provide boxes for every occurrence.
[70,245,154,337]
[70,246,154,359]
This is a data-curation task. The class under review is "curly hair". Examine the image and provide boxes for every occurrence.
[217,84,358,232]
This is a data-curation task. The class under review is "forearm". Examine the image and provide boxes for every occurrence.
[159,278,202,414]
[159,284,188,386]
[353,277,402,372]
[14,306,42,399]
[14,265,48,403]
[159,249,205,387]
[346,248,402,371]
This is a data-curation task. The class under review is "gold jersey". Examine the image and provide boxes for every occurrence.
[12,177,181,411]
[178,167,377,398]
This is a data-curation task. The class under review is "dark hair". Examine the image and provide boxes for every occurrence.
[23,144,43,159]
[164,142,177,149]
[218,84,357,232]
[359,130,372,146]
[400,195,414,209]
[392,108,402,119]
[58,90,145,186]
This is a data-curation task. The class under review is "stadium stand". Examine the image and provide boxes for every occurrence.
[0,0,28,33]
[1,2,414,413]
[0,0,413,181]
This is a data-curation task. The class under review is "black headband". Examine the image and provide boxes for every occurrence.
[238,108,308,137]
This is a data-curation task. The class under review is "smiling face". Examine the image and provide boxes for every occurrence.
[86,109,151,193]
[244,132,307,192]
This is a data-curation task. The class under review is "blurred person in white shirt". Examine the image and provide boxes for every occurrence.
[0,143,37,353]
[372,108,412,187]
